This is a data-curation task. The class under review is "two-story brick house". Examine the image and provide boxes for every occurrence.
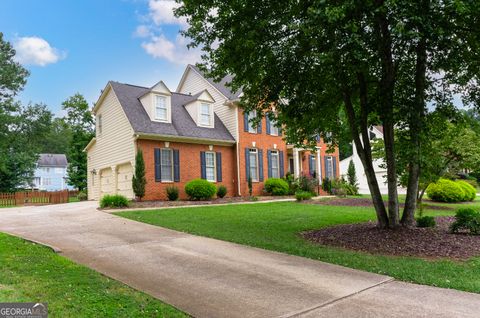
[85,65,339,200]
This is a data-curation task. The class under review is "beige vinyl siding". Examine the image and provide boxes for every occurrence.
[178,68,238,140]
[87,86,136,200]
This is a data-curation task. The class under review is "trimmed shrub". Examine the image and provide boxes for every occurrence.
[450,208,480,235]
[166,186,179,201]
[416,216,436,228]
[264,178,289,196]
[298,176,317,194]
[77,191,87,201]
[456,180,476,201]
[426,179,465,203]
[295,190,313,201]
[100,194,129,208]
[185,179,216,200]
[217,185,227,198]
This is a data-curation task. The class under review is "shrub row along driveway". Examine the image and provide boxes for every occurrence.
[0,202,479,317]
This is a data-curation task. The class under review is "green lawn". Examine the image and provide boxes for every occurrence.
[117,200,480,294]
[0,233,186,318]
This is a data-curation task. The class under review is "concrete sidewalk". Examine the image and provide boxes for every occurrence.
[0,202,478,317]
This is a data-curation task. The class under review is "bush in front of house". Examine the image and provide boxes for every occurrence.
[166,186,179,201]
[332,178,357,196]
[100,194,129,208]
[283,172,299,195]
[185,179,216,200]
[322,177,333,194]
[217,185,227,198]
[298,176,317,194]
[456,180,476,201]
[77,191,87,201]
[416,216,436,228]
[264,178,289,196]
[450,208,480,235]
[295,190,313,201]
[426,178,465,203]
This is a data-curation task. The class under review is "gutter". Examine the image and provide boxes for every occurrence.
[134,133,235,146]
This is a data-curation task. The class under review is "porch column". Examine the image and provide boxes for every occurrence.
[111,165,118,195]
[316,147,322,185]
[293,148,300,178]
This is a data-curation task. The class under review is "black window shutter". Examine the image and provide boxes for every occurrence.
[266,114,271,135]
[216,152,222,182]
[324,156,329,180]
[245,148,250,180]
[258,149,264,181]
[154,148,161,182]
[309,155,314,176]
[173,149,180,182]
[244,112,249,132]
[257,118,262,134]
[333,156,337,178]
[279,151,284,177]
[200,151,206,179]
[267,150,272,178]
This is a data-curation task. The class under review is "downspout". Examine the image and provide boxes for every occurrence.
[235,107,241,196]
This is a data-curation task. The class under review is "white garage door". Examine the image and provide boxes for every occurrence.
[100,168,113,196]
[117,163,133,198]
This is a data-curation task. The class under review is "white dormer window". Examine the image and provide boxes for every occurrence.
[155,95,168,121]
[200,103,211,126]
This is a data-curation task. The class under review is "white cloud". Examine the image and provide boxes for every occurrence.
[134,25,152,38]
[148,0,188,27]
[141,34,200,65]
[13,36,65,66]
[136,0,201,64]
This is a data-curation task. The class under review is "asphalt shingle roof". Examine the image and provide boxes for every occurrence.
[37,154,68,167]
[189,64,242,100]
[110,81,235,142]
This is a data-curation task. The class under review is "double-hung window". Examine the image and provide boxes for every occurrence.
[205,152,216,181]
[160,148,173,181]
[249,149,259,181]
[270,151,280,178]
[247,110,257,133]
[270,119,279,136]
[155,95,167,121]
[326,156,334,179]
[200,103,211,126]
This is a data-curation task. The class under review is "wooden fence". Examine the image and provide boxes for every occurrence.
[0,190,74,207]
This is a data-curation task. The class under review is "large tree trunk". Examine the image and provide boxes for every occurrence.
[343,89,389,228]
[402,5,428,226]
[375,2,399,227]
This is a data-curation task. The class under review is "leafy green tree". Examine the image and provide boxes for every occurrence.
[63,94,94,191]
[132,150,146,200]
[39,118,72,154]
[0,33,54,191]
[347,160,358,188]
[177,0,479,228]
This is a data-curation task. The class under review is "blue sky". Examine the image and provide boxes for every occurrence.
[0,0,198,115]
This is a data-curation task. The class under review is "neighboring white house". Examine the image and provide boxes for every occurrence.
[340,126,406,195]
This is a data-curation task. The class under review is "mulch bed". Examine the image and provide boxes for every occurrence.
[307,197,453,211]
[127,195,294,209]
[303,217,480,260]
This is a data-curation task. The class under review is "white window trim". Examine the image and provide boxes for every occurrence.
[198,102,214,127]
[153,94,171,123]
[270,150,280,178]
[269,117,279,136]
[97,114,102,136]
[249,148,259,182]
[205,151,217,182]
[326,156,334,179]
[247,110,257,134]
[160,148,174,182]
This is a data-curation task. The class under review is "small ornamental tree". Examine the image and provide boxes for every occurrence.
[132,150,146,201]
[347,160,358,188]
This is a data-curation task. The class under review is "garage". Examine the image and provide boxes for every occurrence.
[100,168,113,196]
[117,163,133,198]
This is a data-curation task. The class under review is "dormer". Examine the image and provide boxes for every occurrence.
[184,89,216,128]
[139,81,172,123]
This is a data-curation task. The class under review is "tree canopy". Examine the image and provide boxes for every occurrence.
[177,0,480,228]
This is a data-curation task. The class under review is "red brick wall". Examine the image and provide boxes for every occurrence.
[137,139,237,200]
[237,109,288,196]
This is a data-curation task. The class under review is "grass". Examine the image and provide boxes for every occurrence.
[117,200,480,294]
[0,233,186,317]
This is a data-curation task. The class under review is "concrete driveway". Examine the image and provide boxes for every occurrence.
[0,202,478,317]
